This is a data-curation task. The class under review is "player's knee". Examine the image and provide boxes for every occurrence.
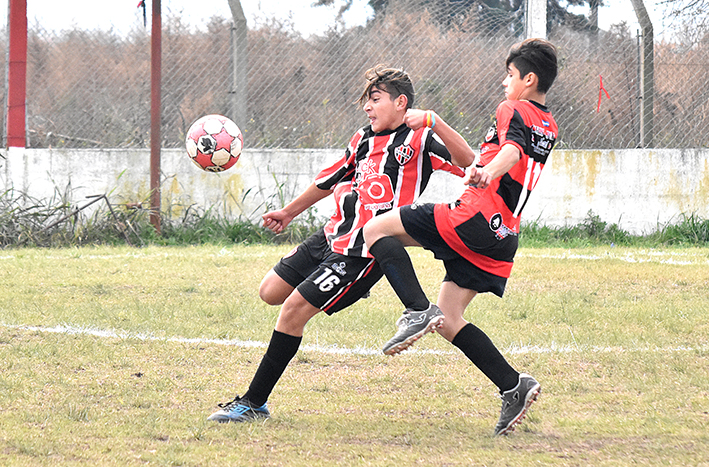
[362,221,382,247]
[282,292,315,315]
[276,294,319,333]
[259,270,293,305]
[258,285,284,306]
[258,289,283,306]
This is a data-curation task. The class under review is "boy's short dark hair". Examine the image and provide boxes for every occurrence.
[357,65,415,109]
[506,38,558,94]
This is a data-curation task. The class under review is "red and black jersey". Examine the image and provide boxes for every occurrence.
[316,123,464,258]
[434,100,558,278]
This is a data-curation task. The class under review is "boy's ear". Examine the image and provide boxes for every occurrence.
[524,72,538,89]
[395,94,408,110]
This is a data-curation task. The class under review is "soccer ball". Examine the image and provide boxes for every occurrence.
[185,114,243,172]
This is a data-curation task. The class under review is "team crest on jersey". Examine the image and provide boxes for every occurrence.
[485,122,497,142]
[394,144,415,165]
[489,213,517,240]
[489,213,503,231]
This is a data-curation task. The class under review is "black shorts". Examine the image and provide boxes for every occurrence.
[400,204,507,297]
[273,229,384,315]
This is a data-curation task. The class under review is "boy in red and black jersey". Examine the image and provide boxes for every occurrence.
[207,65,474,423]
[435,96,558,289]
[316,115,464,258]
[364,39,559,436]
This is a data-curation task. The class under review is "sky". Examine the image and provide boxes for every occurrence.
[1,0,665,37]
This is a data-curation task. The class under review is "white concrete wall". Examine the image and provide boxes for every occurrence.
[530,148,709,233]
[2,147,708,234]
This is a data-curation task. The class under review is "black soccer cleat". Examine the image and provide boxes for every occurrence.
[494,373,540,436]
[382,303,445,355]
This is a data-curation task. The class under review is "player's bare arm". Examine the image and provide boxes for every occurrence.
[465,143,521,189]
[262,183,333,233]
[404,109,475,169]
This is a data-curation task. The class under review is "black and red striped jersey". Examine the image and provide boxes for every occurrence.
[434,100,558,278]
[315,123,465,258]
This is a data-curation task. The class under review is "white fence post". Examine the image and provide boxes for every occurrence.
[228,0,248,133]
[525,0,547,39]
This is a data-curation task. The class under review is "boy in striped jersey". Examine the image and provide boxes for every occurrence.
[207,65,475,423]
[363,39,559,435]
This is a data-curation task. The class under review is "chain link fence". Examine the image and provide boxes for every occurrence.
[1,0,707,150]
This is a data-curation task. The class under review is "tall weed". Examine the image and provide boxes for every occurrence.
[2,188,708,249]
[0,187,323,248]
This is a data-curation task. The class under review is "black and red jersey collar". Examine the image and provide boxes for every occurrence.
[367,123,408,136]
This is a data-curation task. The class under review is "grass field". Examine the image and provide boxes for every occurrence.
[1,244,708,466]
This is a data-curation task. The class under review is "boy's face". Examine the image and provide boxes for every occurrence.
[502,62,532,101]
[363,86,406,133]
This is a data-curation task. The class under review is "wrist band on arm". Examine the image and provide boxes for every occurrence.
[426,111,436,129]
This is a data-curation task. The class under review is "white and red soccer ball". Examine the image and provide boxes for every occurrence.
[185,114,243,172]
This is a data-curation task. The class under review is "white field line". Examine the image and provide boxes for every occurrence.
[1,249,708,265]
[516,251,709,266]
[2,323,707,356]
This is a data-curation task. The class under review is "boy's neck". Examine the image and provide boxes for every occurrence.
[519,90,546,105]
[381,119,406,133]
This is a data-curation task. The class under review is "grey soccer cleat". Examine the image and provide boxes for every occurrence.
[382,304,445,355]
[207,395,270,423]
[494,373,541,435]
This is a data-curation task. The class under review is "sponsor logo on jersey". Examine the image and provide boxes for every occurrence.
[489,212,518,240]
[394,144,415,165]
[356,173,395,211]
[331,262,347,276]
[356,158,377,179]
[530,124,557,162]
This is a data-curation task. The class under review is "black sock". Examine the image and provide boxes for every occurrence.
[451,323,519,392]
[368,236,429,311]
[243,330,302,407]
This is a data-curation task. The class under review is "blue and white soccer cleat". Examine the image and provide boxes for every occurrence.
[207,395,270,423]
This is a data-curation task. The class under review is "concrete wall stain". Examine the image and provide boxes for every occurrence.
[223,172,245,215]
[694,159,709,210]
[583,150,602,197]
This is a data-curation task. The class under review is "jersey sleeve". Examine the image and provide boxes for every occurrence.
[495,101,526,156]
[425,130,465,177]
[314,129,361,190]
